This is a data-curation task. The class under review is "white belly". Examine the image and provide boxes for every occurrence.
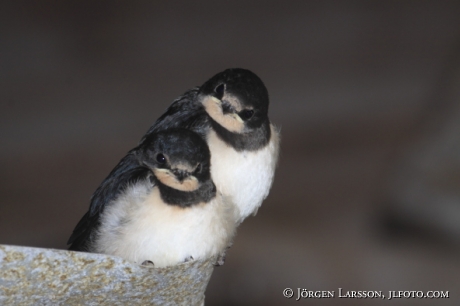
[207,125,280,223]
[94,182,236,267]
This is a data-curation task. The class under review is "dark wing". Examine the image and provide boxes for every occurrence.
[69,87,207,251]
[67,151,150,251]
[140,88,209,142]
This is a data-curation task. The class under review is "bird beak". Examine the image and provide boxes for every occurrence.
[172,169,189,182]
[210,95,237,116]
[210,96,222,105]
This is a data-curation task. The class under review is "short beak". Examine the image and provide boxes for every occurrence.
[210,96,222,105]
[210,96,234,114]
[172,169,189,182]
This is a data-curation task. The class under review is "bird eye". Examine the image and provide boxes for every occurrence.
[240,109,254,120]
[214,84,225,99]
[156,153,166,164]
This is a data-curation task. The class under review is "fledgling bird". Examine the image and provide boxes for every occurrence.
[145,68,280,224]
[68,129,237,267]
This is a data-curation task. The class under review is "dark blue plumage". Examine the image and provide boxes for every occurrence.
[68,128,215,251]
[142,88,209,139]
[68,153,149,251]
[68,68,278,252]
[68,89,207,251]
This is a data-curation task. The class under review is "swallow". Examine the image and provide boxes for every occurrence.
[145,68,280,224]
[68,129,237,267]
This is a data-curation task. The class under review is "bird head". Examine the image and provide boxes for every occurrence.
[199,68,269,134]
[141,129,211,192]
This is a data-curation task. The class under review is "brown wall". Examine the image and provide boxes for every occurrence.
[2,2,460,305]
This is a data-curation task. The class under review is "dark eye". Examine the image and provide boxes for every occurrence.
[214,84,225,99]
[156,153,166,164]
[240,109,254,120]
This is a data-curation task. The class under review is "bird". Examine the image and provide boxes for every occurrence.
[144,68,280,224]
[68,128,237,267]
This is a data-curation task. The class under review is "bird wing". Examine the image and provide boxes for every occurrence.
[140,88,208,140]
[68,88,206,251]
[67,152,150,251]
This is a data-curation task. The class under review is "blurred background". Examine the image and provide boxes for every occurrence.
[2,1,460,305]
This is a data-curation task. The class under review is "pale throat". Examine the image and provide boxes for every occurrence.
[153,168,200,192]
[202,96,245,133]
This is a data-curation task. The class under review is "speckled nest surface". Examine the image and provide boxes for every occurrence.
[0,244,215,306]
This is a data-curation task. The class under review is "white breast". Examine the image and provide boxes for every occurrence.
[94,182,237,267]
[207,124,280,223]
